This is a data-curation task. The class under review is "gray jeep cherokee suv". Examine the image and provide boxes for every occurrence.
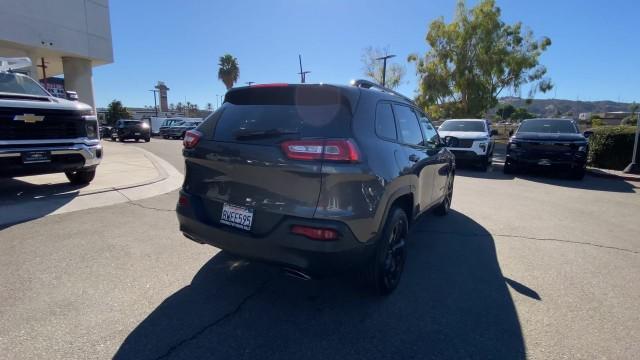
[176,80,455,294]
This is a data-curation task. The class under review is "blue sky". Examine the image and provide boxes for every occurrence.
[94,0,640,108]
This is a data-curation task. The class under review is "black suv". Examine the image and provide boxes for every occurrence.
[176,81,456,295]
[504,118,590,179]
[112,120,151,142]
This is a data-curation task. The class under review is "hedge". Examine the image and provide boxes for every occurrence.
[588,126,638,170]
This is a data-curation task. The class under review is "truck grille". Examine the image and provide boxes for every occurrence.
[456,139,475,148]
[0,107,87,140]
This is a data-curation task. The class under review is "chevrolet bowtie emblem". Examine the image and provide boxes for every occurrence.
[13,114,44,123]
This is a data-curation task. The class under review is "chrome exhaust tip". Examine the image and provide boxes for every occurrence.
[283,267,312,281]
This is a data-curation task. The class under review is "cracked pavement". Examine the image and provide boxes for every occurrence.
[1,139,638,359]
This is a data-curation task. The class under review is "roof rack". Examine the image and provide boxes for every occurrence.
[351,79,413,103]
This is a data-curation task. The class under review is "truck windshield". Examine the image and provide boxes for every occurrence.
[0,72,49,97]
[439,120,486,132]
[518,120,578,134]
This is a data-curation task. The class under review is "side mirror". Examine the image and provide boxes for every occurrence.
[490,129,499,136]
[583,130,593,139]
[66,91,78,101]
[508,130,514,137]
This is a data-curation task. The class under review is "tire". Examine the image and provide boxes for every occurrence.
[163,135,168,139]
[144,137,150,143]
[135,138,139,142]
[503,161,516,174]
[478,156,488,171]
[570,168,585,180]
[434,172,454,216]
[365,207,409,296]
[65,169,96,185]
[118,137,124,142]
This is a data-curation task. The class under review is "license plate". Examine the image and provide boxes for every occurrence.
[220,203,254,231]
[22,151,51,164]
[134,132,141,136]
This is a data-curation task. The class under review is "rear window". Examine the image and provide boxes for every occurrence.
[518,120,578,134]
[213,86,353,144]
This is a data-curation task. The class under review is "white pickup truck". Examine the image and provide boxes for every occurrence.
[0,71,101,184]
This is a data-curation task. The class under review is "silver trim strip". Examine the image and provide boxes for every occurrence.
[0,143,102,167]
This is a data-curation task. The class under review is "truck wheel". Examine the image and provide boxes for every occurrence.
[118,137,124,142]
[570,168,585,180]
[135,138,139,142]
[365,206,408,295]
[478,156,488,171]
[145,137,150,143]
[65,169,96,185]
[503,161,516,174]
[434,173,454,216]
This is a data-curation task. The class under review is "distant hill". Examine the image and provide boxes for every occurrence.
[494,97,634,117]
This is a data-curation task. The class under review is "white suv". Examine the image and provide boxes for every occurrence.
[437,119,497,171]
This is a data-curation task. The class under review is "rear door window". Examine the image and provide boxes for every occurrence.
[375,103,397,141]
[393,104,424,146]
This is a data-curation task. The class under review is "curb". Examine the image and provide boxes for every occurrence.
[586,168,640,183]
[73,144,170,197]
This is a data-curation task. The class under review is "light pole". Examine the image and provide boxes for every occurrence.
[298,54,310,83]
[375,54,396,87]
[148,89,159,117]
[623,113,640,174]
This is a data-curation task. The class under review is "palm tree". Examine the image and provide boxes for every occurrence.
[218,54,240,90]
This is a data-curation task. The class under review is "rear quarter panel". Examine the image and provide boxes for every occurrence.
[313,93,415,243]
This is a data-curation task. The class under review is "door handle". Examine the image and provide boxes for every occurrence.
[409,154,419,163]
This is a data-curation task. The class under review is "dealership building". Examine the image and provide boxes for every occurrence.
[0,0,113,110]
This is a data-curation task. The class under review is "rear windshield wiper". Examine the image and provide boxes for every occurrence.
[234,128,300,140]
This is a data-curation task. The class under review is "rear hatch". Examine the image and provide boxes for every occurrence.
[183,84,359,235]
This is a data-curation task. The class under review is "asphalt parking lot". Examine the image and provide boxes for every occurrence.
[1,139,638,359]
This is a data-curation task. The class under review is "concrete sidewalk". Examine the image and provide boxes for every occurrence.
[0,141,183,226]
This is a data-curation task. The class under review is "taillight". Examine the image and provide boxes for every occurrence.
[183,130,202,149]
[291,225,339,241]
[280,139,360,162]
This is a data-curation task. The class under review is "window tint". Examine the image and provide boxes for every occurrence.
[418,114,439,148]
[375,103,397,140]
[393,104,423,146]
[213,103,352,144]
[439,120,486,132]
[517,119,578,134]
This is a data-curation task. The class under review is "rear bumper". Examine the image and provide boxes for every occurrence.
[176,191,374,276]
[117,130,149,139]
[0,141,102,177]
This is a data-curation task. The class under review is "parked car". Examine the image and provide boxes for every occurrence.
[164,120,202,139]
[159,118,185,138]
[504,118,589,179]
[99,125,112,139]
[0,70,101,184]
[113,119,150,142]
[176,80,456,295]
[437,119,497,171]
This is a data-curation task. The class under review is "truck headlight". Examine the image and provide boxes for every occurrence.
[578,145,587,152]
[83,115,98,139]
[478,142,487,152]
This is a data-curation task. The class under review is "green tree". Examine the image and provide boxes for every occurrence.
[511,107,534,121]
[496,103,516,120]
[361,46,406,90]
[408,0,552,118]
[218,54,240,90]
[105,100,130,125]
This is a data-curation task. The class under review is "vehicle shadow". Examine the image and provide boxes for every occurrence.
[457,163,636,193]
[0,177,83,229]
[114,210,529,359]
